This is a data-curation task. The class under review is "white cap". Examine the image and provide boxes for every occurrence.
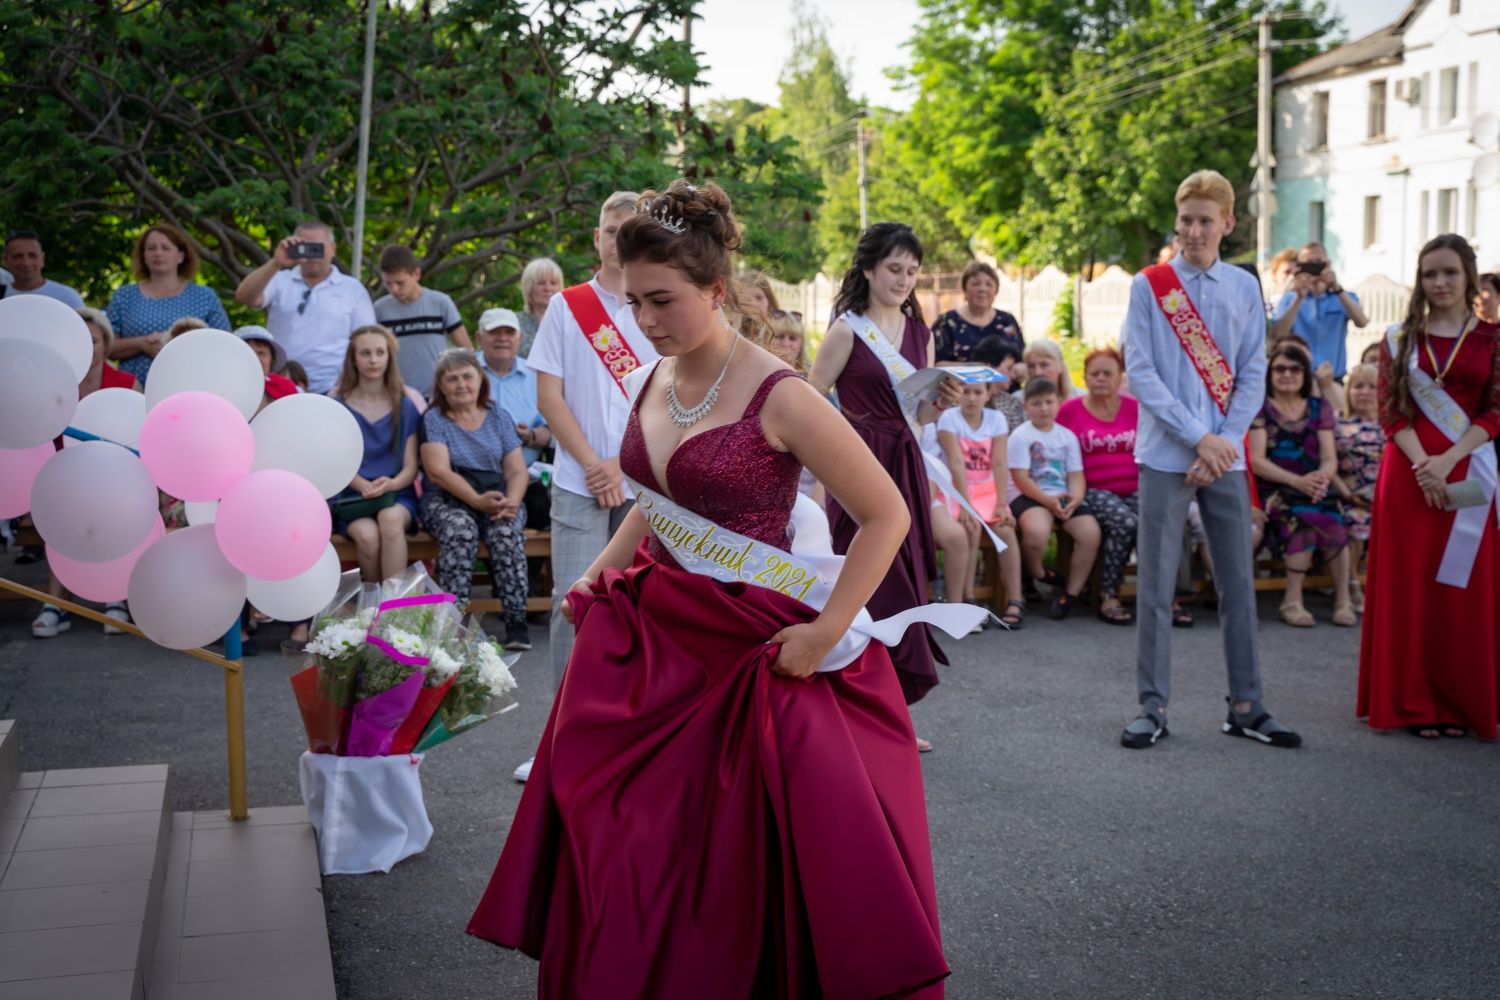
[478,307,521,332]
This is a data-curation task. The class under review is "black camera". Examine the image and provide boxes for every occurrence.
[287,242,325,260]
[1295,260,1326,275]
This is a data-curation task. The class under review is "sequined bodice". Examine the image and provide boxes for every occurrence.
[621,366,804,567]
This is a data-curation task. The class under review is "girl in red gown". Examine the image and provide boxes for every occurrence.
[1358,234,1500,739]
[468,181,948,998]
[808,225,961,749]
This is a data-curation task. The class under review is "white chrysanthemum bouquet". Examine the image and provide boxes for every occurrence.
[285,565,519,756]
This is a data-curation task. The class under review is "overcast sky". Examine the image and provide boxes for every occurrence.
[693,0,1414,110]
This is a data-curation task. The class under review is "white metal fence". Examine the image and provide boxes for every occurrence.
[770,266,1411,356]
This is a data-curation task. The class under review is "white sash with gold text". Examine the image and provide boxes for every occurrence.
[1386,325,1499,588]
[842,311,1009,554]
[628,477,989,671]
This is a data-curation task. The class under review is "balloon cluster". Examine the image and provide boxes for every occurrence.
[0,297,363,650]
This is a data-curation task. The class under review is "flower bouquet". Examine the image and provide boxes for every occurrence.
[284,571,375,755]
[414,619,520,751]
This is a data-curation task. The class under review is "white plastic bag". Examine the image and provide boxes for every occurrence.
[298,751,433,875]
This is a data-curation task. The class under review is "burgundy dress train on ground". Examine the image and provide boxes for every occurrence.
[468,368,948,998]
[825,315,945,704]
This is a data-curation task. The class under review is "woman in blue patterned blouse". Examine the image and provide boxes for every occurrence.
[106,223,230,385]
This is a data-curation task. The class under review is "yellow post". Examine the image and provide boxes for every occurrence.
[222,649,250,822]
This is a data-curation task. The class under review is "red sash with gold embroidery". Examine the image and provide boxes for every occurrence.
[562,283,642,397]
[1142,263,1234,415]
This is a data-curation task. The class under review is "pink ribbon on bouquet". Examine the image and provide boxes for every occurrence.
[363,593,457,666]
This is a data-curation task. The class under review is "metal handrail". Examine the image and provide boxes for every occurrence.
[0,575,249,820]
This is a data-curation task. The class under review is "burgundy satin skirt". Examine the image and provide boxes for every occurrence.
[468,555,948,998]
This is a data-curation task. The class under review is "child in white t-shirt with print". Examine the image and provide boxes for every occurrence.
[1008,378,1101,620]
[938,382,1025,626]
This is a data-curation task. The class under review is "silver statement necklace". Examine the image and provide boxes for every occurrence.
[666,333,738,428]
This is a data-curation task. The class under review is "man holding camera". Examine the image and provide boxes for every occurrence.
[235,220,375,393]
[1270,241,1368,380]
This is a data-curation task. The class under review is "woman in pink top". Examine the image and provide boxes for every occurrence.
[1057,347,1139,624]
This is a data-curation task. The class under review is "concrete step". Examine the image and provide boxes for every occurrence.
[146,807,334,1000]
[0,724,334,1000]
[0,758,171,999]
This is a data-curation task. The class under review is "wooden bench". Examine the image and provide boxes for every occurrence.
[329,529,554,616]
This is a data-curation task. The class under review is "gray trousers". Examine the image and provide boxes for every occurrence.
[548,484,633,691]
[1136,466,1262,713]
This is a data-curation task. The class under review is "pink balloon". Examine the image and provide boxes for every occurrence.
[138,390,253,502]
[49,515,165,603]
[214,469,331,581]
[0,444,55,518]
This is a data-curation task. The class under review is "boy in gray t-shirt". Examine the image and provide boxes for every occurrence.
[373,245,472,395]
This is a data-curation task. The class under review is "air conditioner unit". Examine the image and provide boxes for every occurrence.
[1394,77,1422,104]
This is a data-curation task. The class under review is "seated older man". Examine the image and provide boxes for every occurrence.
[475,307,551,529]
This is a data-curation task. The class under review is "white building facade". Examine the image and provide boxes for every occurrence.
[1272,0,1500,285]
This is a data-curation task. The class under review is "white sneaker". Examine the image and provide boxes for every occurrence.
[32,606,72,638]
[513,756,534,783]
[102,603,130,636]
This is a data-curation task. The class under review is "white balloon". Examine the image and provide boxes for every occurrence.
[0,294,92,382]
[127,525,247,650]
[63,387,147,450]
[0,338,77,449]
[246,544,341,621]
[184,500,219,525]
[250,393,364,498]
[144,329,265,420]
[30,441,159,562]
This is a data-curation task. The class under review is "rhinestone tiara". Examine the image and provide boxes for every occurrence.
[638,198,686,235]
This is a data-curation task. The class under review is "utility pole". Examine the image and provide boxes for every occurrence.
[682,15,692,118]
[1251,10,1276,280]
[856,109,870,230]
[351,0,378,283]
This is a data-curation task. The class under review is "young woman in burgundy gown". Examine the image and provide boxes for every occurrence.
[468,181,948,998]
[809,225,961,750]
[1358,234,1500,740]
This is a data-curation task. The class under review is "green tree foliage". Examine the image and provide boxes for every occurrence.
[899,0,1336,269]
[815,111,973,276]
[0,0,819,311]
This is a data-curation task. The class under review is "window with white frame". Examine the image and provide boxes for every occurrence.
[1468,184,1479,238]
[1363,196,1381,248]
[1309,201,1325,244]
[1368,80,1388,138]
[1437,188,1458,234]
[1311,91,1329,149]
[1420,191,1431,242]
[1440,67,1459,125]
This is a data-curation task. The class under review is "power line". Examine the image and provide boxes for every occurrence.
[1091,49,1255,116]
[1063,9,1251,98]
[1066,21,1257,108]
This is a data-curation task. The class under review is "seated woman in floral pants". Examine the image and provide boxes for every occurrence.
[418,351,533,651]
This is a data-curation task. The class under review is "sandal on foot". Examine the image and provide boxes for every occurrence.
[1439,723,1467,738]
[1098,599,1133,625]
[1223,703,1302,748]
[1121,708,1168,749]
[1171,602,1194,628]
[999,599,1025,629]
[31,605,72,639]
[916,737,934,753]
[1331,602,1357,627]
[1049,591,1078,620]
[1036,567,1064,590]
[1279,602,1315,628]
[1406,724,1441,740]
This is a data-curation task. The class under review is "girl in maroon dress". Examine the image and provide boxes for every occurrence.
[1358,234,1500,740]
[468,182,947,998]
[808,225,961,749]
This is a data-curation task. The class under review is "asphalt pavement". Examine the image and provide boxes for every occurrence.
[1,550,1495,1000]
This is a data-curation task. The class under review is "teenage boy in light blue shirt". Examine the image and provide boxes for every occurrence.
[1119,169,1301,752]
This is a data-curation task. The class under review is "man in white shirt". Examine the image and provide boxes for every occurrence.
[518,192,658,780]
[233,220,375,393]
[2,231,85,308]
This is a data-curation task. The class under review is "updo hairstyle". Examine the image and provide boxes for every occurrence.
[614,180,742,288]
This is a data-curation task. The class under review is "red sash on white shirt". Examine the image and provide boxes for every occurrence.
[1143,263,1235,415]
[561,283,642,397]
